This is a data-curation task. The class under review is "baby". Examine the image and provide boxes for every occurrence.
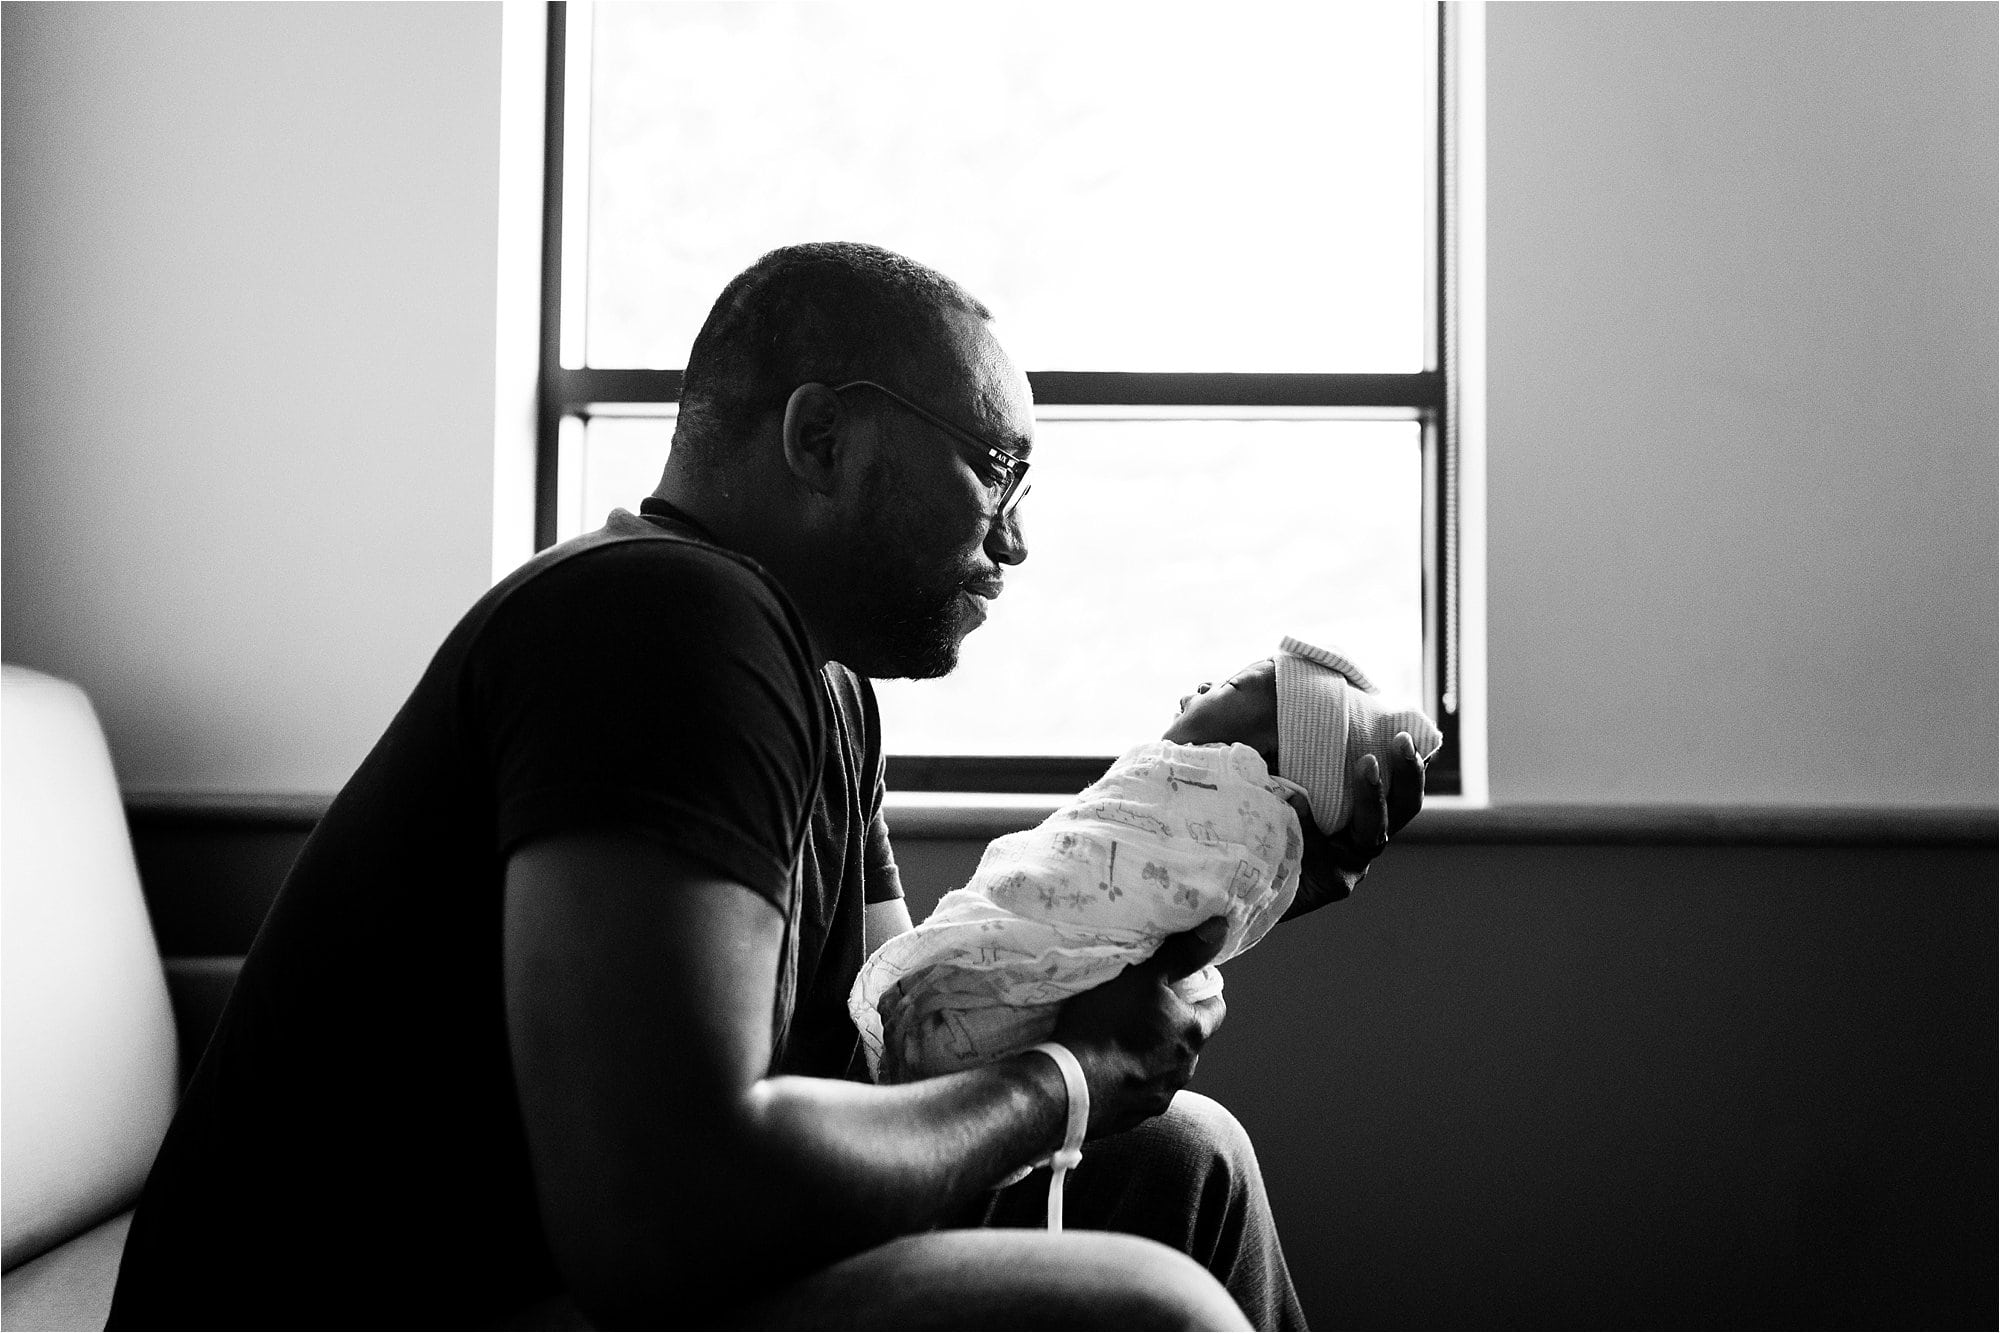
[850,637,1442,1084]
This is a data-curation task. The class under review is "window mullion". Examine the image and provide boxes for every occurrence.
[546,367,1441,415]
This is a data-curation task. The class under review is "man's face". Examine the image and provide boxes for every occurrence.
[838,315,1034,680]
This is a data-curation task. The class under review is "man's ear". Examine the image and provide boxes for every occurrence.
[781,383,845,495]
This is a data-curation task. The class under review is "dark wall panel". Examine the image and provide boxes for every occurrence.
[1197,842,1995,1328]
[132,822,310,955]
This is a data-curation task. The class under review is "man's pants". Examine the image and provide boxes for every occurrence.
[729,1092,1308,1331]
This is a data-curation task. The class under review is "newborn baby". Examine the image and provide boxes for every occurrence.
[850,637,1443,1084]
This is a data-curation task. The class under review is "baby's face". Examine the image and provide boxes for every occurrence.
[1162,658,1279,765]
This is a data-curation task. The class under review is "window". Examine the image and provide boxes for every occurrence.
[539,1,1468,796]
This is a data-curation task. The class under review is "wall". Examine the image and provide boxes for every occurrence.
[1487,1,1998,805]
[2,2,504,794]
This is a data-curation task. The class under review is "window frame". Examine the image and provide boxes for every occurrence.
[535,0,1466,797]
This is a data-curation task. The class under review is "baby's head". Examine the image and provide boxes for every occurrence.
[1165,639,1443,834]
[1162,658,1279,764]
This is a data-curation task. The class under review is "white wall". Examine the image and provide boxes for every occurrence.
[1486,2,1998,805]
[2,2,503,793]
[3,2,1993,808]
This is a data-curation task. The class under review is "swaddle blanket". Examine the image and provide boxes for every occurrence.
[851,740,1305,1083]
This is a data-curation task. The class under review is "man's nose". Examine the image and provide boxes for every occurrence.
[985,507,1027,566]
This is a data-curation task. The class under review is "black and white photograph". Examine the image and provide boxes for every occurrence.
[2,2,1993,1328]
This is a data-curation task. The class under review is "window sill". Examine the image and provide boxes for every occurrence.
[123,790,1995,849]
[883,794,1997,848]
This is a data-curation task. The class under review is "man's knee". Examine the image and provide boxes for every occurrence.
[1159,1091,1256,1165]
[1128,1090,1262,1196]
[1058,1090,1265,1225]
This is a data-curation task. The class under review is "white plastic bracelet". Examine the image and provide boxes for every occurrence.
[1027,1041,1088,1233]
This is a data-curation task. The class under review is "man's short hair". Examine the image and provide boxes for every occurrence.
[674,241,994,464]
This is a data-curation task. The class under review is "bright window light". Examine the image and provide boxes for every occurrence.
[583,2,1430,373]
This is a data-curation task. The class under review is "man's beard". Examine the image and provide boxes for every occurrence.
[837,465,984,681]
[844,554,972,681]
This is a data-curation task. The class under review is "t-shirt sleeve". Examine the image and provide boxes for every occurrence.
[470,540,823,915]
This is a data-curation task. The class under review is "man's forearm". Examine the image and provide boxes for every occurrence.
[740,1051,1067,1258]
[554,1051,1071,1327]
[509,841,1074,1323]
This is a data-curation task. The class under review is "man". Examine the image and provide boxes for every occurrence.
[110,243,1421,1330]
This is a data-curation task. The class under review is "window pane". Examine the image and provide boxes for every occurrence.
[559,415,677,542]
[874,419,1423,756]
[586,2,1431,373]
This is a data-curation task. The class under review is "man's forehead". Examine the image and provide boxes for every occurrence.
[944,314,1035,455]
[976,380,1035,458]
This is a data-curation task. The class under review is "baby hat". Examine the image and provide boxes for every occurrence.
[1275,636,1443,835]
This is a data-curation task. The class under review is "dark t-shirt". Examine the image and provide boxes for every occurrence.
[108,507,902,1330]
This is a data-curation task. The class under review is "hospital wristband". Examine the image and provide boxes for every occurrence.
[1027,1041,1088,1233]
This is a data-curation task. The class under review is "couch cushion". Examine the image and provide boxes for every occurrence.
[1,667,177,1271]
[0,1210,132,1332]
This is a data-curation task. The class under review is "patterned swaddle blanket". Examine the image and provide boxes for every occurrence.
[850,740,1306,1083]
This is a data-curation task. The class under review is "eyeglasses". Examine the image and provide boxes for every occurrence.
[833,380,1031,519]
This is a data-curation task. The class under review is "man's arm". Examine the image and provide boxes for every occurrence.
[504,831,1222,1327]
[863,897,914,954]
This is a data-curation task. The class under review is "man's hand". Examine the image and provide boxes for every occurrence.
[1285,731,1427,919]
[1051,916,1229,1137]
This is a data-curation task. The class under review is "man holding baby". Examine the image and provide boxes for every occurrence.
[109,242,1423,1331]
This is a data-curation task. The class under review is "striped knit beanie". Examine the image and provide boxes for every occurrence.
[1275,636,1443,835]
